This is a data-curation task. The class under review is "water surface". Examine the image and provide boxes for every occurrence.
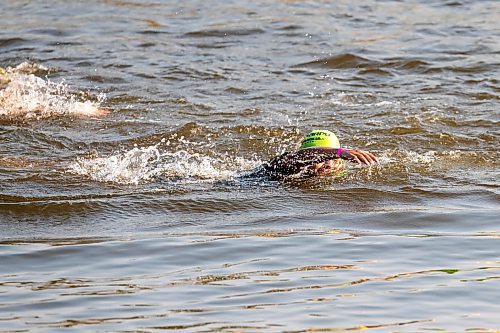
[1,0,499,332]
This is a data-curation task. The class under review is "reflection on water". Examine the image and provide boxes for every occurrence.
[1,0,499,332]
[1,232,499,332]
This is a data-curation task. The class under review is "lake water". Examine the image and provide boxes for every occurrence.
[1,0,499,332]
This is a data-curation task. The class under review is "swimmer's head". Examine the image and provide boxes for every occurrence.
[299,129,340,150]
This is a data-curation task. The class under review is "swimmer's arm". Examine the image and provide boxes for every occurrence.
[298,147,378,165]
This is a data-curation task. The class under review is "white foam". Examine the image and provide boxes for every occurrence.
[70,145,163,185]
[10,61,49,74]
[0,63,105,118]
[329,92,399,107]
[402,150,437,164]
[69,142,260,185]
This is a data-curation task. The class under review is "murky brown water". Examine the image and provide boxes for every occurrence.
[1,0,499,332]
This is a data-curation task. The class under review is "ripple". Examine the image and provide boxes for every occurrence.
[83,75,126,84]
[294,53,376,69]
[185,28,265,38]
[161,67,228,81]
[0,37,28,48]
[28,28,74,37]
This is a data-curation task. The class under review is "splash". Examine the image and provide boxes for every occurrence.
[344,148,499,185]
[400,150,437,164]
[70,145,163,185]
[69,141,260,185]
[329,92,399,107]
[0,62,106,118]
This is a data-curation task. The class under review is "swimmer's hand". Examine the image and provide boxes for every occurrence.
[343,149,379,165]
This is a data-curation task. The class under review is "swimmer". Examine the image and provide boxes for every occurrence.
[253,129,378,179]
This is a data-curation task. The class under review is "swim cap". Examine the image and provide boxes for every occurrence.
[299,129,340,150]
[0,67,9,85]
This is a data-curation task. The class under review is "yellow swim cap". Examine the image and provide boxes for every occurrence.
[299,129,340,150]
[0,67,9,85]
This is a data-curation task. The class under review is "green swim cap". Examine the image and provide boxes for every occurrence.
[0,67,9,85]
[299,130,340,150]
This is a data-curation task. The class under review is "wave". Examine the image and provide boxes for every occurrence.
[0,62,106,119]
[69,139,261,185]
[67,133,498,187]
[293,53,499,77]
[293,53,375,69]
[185,28,265,38]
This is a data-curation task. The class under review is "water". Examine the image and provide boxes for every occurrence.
[1,0,499,332]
